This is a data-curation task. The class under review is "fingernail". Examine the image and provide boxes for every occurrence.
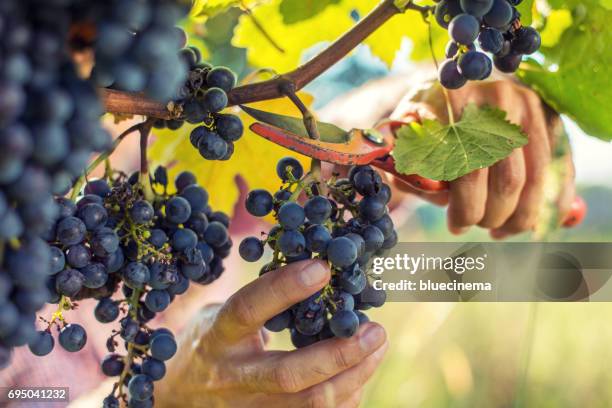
[359,325,385,352]
[299,261,329,287]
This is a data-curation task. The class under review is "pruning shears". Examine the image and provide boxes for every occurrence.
[242,105,447,193]
[242,105,586,228]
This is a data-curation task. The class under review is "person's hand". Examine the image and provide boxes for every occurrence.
[391,80,576,239]
[154,259,388,408]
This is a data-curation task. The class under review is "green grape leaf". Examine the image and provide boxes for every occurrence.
[392,104,528,181]
[279,0,341,24]
[518,3,612,140]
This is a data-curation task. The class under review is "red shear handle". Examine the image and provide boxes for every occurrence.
[373,118,586,228]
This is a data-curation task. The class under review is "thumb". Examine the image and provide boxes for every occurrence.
[212,260,330,344]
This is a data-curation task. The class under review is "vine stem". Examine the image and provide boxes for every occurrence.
[138,120,155,202]
[102,0,417,118]
[69,121,146,200]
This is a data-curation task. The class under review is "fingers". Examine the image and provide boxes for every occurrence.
[231,323,386,394]
[491,92,551,238]
[292,341,388,408]
[478,149,526,229]
[213,260,330,343]
[447,169,488,234]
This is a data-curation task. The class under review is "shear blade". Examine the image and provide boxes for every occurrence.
[242,105,393,166]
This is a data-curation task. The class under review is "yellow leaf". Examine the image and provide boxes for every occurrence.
[233,0,354,72]
[349,0,447,65]
[149,94,312,217]
[233,0,446,71]
[540,9,573,48]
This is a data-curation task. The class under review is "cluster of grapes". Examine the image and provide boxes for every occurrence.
[153,52,244,161]
[58,170,229,405]
[434,0,541,89]
[239,158,392,347]
[8,169,231,406]
[0,0,120,366]
[86,0,191,101]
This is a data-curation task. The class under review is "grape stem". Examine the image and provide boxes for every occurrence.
[278,79,320,140]
[116,288,142,399]
[48,295,71,328]
[138,119,155,202]
[70,121,148,200]
[310,158,328,196]
[102,0,425,118]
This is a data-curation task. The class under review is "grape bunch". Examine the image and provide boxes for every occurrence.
[239,158,391,347]
[153,53,244,161]
[86,0,191,102]
[434,0,541,89]
[12,170,231,405]
[0,0,119,368]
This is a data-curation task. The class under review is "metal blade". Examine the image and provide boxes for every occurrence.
[240,105,350,143]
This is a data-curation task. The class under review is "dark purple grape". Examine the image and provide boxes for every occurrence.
[304,196,332,224]
[435,0,463,29]
[28,330,54,356]
[493,52,523,72]
[202,87,227,113]
[206,67,236,93]
[215,114,243,142]
[245,189,274,217]
[327,237,358,268]
[278,230,306,257]
[278,202,305,230]
[439,58,468,89]
[512,26,541,54]
[448,14,480,45]
[483,0,513,28]
[130,200,154,224]
[478,27,504,54]
[460,0,494,17]
[58,324,87,352]
[329,310,359,338]
[276,157,304,182]
[239,237,264,262]
[458,51,491,80]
